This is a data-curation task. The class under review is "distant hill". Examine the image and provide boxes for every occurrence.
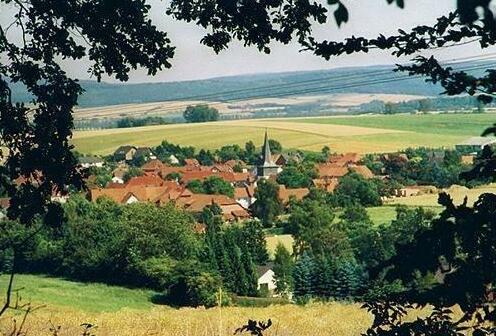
[10,61,492,108]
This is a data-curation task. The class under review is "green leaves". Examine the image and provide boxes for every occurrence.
[333,2,349,27]
[386,0,405,9]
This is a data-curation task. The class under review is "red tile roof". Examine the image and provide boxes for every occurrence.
[125,175,166,187]
[317,164,349,178]
[278,185,310,204]
[327,153,362,166]
[313,178,339,192]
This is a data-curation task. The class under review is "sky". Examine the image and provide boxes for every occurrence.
[2,0,495,83]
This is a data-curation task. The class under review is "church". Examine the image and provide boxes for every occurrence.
[256,131,281,179]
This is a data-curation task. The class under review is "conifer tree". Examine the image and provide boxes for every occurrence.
[240,244,259,297]
[292,252,315,302]
[241,220,269,265]
[273,243,294,297]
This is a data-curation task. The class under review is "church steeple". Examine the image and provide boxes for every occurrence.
[262,129,274,165]
[257,130,280,179]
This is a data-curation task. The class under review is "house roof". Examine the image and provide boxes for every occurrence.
[184,158,200,167]
[125,175,165,187]
[175,193,251,220]
[90,181,186,204]
[0,198,10,209]
[278,185,310,203]
[134,147,154,158]
[255,263,274,279]
[350,165,374,179]
[457,136,496,146]
[234,185,255,199]
[328,153,362,166]
[313,178,339,192]
[316,164,349,178]
[142,159,166,172]
[114,145,136,155]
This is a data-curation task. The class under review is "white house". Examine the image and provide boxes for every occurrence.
[256,264,277,296]
[78,156,104,169]
[234,185,256,208]
[168,154,180,165]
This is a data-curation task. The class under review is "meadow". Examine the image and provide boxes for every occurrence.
[0,275,372,336]
[71,113,495,155]
[385,184,496,207]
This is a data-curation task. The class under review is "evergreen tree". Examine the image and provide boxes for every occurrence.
[240,244,259,297]
[273,243,294,297]
[252,179,283,227]
[292,252,315,302]
[331,260,365,300]
[241,220,269,265]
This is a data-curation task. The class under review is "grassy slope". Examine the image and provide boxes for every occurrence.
[0,274,156,313]
[72,113,493,155]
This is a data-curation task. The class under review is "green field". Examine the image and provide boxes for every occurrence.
[72,113,495,155]
[0,274,156,312]
[291,113,496,136]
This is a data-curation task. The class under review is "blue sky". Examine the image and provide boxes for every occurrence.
[2,1,495,83]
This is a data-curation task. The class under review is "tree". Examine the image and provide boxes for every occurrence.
[240,220,269,265]
[216,144,243,162]
[292,252,314,303]
[196,149,215,166]
[183,104,219,123]
[276,162,316,188]
[202,176,234,197]
[268,139,282,154]
[273,243,294,298]
[187,176,234,197]
[252,179,283,227]
[333,172,382,207]
[186,179,205,194]
[123,167,143,182]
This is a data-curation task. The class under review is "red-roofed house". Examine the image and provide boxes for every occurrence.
[234,185,256,208]
[175,194,251,221]
[278,185,310,204]
[328,153,362,166]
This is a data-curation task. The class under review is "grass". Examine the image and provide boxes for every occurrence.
[0,274,462,336]
[72,113,494,155]
[0,274,373,336]
[291,113,496,136]
[0,274,157,313]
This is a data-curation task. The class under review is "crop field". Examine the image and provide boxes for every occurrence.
[385,184,496,207]
[72,113,493,155]
[0,275,373,336]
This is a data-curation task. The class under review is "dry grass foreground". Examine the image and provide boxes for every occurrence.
[1,303,371,336]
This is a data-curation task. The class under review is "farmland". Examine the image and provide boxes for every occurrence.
[385,184,496,207]
[71,113,494,155]
[0,275,372,336]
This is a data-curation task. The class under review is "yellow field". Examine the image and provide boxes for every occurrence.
[266,234,294,257]
[385,184,496,207]
[72,118,463,155]
[1,303,371,336]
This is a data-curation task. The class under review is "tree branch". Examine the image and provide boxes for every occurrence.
[0,249,16,317]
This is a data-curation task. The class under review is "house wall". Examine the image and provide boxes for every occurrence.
[257,270,276,292]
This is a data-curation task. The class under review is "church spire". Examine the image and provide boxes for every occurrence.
[257,129,280,179]
[262,129,274,165]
